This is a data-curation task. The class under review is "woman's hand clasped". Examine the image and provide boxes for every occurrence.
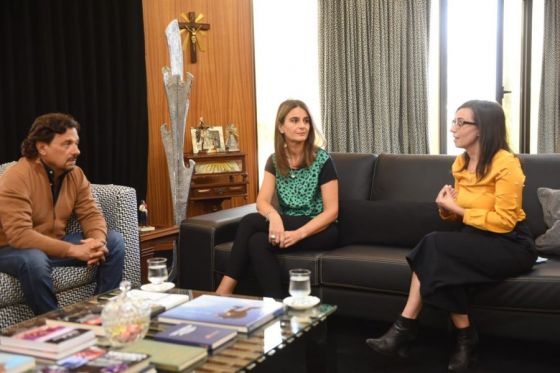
[268,214,284,246]
[278,230,302,248]
[268,230,303,248]
[436,184,463,216]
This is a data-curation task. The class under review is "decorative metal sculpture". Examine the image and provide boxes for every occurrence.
[161,19,196,226]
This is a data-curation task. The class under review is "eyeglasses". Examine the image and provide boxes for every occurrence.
[451,118,477,128]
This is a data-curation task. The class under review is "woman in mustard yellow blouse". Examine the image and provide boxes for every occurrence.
[366,100,537,371]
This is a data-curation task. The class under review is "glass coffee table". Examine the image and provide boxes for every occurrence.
[160,289,337,372]
[2,288,337,373]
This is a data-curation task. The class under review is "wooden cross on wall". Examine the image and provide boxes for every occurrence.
[179,11,211,63]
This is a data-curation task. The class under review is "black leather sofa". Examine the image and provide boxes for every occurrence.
[178,153,560,342]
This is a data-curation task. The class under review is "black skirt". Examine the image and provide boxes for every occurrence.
[406,221,537,314]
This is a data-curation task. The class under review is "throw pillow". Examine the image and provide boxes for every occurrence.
[337,200,463,247]
[535,187,560,256]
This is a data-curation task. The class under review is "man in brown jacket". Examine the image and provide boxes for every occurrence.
[0,113,124,314]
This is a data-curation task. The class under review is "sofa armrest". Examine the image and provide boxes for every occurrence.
[178,203,257,290]
[90,184,141,288]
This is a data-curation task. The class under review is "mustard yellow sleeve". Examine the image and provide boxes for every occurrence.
[463,155,524,233]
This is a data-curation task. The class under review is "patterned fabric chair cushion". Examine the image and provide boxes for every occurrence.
[0,161,140,329]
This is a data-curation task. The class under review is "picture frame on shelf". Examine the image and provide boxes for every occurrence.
[191,126,225,154]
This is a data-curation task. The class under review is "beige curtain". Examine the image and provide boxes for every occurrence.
[319,0,430,153]
[538,0,560,153]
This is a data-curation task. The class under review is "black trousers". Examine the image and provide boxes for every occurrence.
[407,221,537,314]
[225,212,338,298]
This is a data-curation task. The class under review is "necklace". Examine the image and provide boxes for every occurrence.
[286,151,301,179]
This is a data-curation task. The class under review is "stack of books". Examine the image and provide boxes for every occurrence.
[0,324,96,360]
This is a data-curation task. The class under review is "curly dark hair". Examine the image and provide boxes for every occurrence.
[21,113,80,159]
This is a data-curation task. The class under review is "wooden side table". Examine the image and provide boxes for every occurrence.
[139,225,179,283]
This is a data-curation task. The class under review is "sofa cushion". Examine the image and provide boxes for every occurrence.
[535,188,560,256]
[371,154,455,202]
[330,152,376,201]
[321,246,560,313]
[338,200,463,247]
[320,245,412,294]
[472,259,560,311]
[0,267,96,307]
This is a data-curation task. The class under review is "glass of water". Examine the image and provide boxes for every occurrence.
[147,257,168,287]
[289,268,311,304]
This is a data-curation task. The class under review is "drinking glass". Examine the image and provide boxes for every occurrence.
[147,257,168,286]
[289,269,311,303]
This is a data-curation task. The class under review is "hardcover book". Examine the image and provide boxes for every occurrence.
[79,350,150,373]
[0,325,95,353]
[153,323,237,351]
[0,352,36,373]
[0,339,96,361]
[53,346,107,369]
[120,339,207,372]
[157,294,285,333]
[44,303,105,336]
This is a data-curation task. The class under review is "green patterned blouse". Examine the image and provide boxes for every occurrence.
[269,148,335,217]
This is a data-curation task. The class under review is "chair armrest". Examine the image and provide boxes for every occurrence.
[91,184,141,288]
[177,203,257,290]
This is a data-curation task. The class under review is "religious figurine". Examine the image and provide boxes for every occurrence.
[195,117,210,153]
[225,123,240,152]
[138,200,155,232]
[138,200,148,226]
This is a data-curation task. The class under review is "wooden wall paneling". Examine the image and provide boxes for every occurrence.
[142,0,258,224]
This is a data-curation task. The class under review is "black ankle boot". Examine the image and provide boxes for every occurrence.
[448,325,478,372]
[366,315,418,358]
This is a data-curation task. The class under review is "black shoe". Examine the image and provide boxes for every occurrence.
[448,325,478,372]
[366,315,418,358]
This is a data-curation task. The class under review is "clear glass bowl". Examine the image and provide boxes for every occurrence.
[101,280,151,347]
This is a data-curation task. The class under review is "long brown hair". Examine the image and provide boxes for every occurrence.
[273,99,321,177]
[457,100,511,179]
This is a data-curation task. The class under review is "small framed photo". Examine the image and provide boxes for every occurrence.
[191,126,225,153]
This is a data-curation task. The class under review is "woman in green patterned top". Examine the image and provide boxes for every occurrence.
[216,99,339,298]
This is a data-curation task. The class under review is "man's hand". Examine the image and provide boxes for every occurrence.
[67,238,108,267]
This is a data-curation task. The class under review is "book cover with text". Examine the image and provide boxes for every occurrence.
[154,323,237,351]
